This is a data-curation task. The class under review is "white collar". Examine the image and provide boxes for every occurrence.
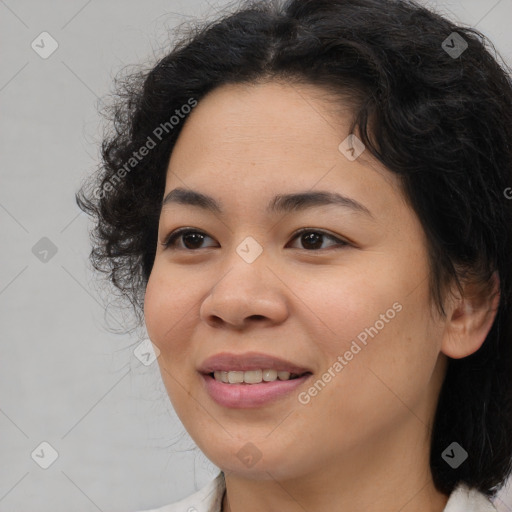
[139,472,498,512]
[443,482,498,512]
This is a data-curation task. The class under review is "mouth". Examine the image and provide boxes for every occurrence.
[200,371,313,409]
[197,351,313,408]
[207,369,312,384]
[197,351,312,375]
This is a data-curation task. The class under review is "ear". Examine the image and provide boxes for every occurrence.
[441,271,500,359]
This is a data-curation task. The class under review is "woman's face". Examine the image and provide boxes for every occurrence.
[144,80,449,481]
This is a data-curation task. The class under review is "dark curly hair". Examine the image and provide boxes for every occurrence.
[76,0,512,499]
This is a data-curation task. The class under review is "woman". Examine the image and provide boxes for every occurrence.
[76,0,512,510]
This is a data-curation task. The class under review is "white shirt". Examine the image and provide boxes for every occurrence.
[137,472,499,512]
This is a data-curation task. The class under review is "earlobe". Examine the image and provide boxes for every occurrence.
[440,271,500,359]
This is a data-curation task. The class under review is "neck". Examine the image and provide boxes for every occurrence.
[222,479,448,512]
[220,419,449,512]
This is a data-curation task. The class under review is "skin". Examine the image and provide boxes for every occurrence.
[143,80,500,512]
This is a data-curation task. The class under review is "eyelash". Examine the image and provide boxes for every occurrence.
[161,227,349,251]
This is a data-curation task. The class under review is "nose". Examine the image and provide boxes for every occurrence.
[199,254,289,330]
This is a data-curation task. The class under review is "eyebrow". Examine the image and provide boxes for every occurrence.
[161,187,374,219]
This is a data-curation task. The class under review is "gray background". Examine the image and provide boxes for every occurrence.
[1,0,512,511]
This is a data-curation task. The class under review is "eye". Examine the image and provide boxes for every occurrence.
[287,228,349,251]
[161,228,217,250]
[160,227,349,251]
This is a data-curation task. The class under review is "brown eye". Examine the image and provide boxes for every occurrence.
[161,227,349,252]
[288,229,349,251]
[162,229,217,250]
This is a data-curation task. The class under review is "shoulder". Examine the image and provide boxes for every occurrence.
[443,482,498,512]
[136,472,225,512]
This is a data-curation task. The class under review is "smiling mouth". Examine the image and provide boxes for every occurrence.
[209,369,311,384]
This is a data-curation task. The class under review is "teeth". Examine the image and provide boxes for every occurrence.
[263,369,277,381]
[212,369,297,384]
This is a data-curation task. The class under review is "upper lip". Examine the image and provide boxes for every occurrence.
[198,351,312,375]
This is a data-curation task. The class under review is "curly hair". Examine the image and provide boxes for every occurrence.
[76,0,512,499]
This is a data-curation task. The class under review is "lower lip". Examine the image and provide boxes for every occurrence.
[201,373,312,409]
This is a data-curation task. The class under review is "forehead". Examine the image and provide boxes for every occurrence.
[174,80,353,150]
[164,80,405,221]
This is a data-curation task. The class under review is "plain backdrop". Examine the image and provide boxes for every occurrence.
[1,0,512,511]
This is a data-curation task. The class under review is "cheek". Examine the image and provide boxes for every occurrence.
[144,270,180,364]
[350,300,438,413]
[144,270,197,405]
[306,308,440,449]
[310,263,438,392]
[298,271,395,348]
[143,266,194,354]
